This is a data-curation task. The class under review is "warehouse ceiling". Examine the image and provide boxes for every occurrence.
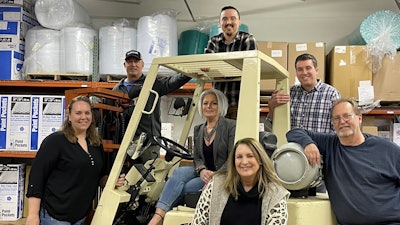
[75,0,399,23]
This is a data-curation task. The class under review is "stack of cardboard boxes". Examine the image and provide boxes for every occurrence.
[0,95,66,152]
[257,41,400,144]
[0,94,65,222]
[326,45,400,102]
[0,1,38,80]
[328,46,400,143]
[257,41,326,91]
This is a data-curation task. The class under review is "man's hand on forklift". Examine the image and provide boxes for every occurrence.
[116,174,126,187]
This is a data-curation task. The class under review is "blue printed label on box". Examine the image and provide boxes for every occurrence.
[0,96,8,150]
[30,96,40,151]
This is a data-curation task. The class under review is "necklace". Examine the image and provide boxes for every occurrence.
[204,124,217,142]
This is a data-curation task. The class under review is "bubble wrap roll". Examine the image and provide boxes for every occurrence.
[60,27,97,74]
[99,26,137,77]
[23,26,61,74]
[137,14,178,75]
[35,0,91,30]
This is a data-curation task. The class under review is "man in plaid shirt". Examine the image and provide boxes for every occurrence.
[268,53,340,194]
[204,5,257,119]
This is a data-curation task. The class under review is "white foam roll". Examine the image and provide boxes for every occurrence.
[137,14,178,75]
[23,26,61,75]
[60,27,97,74]
[35,0,91,30]
[99,26,137,77]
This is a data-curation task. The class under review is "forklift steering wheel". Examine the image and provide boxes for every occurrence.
[153,136,193,160]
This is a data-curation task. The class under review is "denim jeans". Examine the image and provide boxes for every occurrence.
[40,208,86,225]
[156,166,204,212]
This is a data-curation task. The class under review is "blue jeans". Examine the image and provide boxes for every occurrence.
[156,166,204,212]
[40,208,86,225]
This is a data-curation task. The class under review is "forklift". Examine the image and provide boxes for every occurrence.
[90,50,290,225]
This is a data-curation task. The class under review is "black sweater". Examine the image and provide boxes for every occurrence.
[26,132,106,223]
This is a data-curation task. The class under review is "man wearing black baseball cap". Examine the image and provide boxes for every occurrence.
[125,50,141,60]
[112,50,191,163]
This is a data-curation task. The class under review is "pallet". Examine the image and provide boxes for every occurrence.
[0,218,26,225]
[26,73,92,81]
[106,74,125,83]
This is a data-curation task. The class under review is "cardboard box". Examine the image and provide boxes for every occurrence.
[327,46,372,99]
[257,41,288,69]
[0,1,35,14]
[161,122,174,156]
[6,95,31,151]
[393,123,400,146]
[0,164,25,221]
[362,126,378,136]
[0,50,24,80]
[0,20,33,51]
[0,5,38,26]
[257,41,288,90]
[30,95,65,151]
[373,52,400,101]
[288,42,326,85]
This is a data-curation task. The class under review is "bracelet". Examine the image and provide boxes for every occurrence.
[196,165,206,175]
[198,167,206,175]
[154,212,164,220]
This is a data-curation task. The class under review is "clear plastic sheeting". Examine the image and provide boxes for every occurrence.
[34,0,91,30]
[99,19,137,78]
[359,100,381,114]
[60,26,97,74]
[23,26,61,76]
[137,10,178,76]
[348,10,400,73]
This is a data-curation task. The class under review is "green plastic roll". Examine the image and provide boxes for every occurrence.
[178,30,209,55]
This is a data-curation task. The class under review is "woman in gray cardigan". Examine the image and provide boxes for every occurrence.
[148,89,236,225]
[192,138,290,225]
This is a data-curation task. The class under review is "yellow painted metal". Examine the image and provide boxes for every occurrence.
[91,50,289,225]
[274,76,290,146]
[287,195,337,225]
[235,57,261,142]
[163,195,337,225]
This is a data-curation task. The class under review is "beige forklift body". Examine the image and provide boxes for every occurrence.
[90,50,290,225]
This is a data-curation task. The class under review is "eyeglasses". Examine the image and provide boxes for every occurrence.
[332,114,357,123]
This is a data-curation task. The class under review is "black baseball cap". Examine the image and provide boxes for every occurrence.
[125,50,141,60]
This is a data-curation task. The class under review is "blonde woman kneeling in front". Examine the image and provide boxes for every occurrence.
[192,137,290,225]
